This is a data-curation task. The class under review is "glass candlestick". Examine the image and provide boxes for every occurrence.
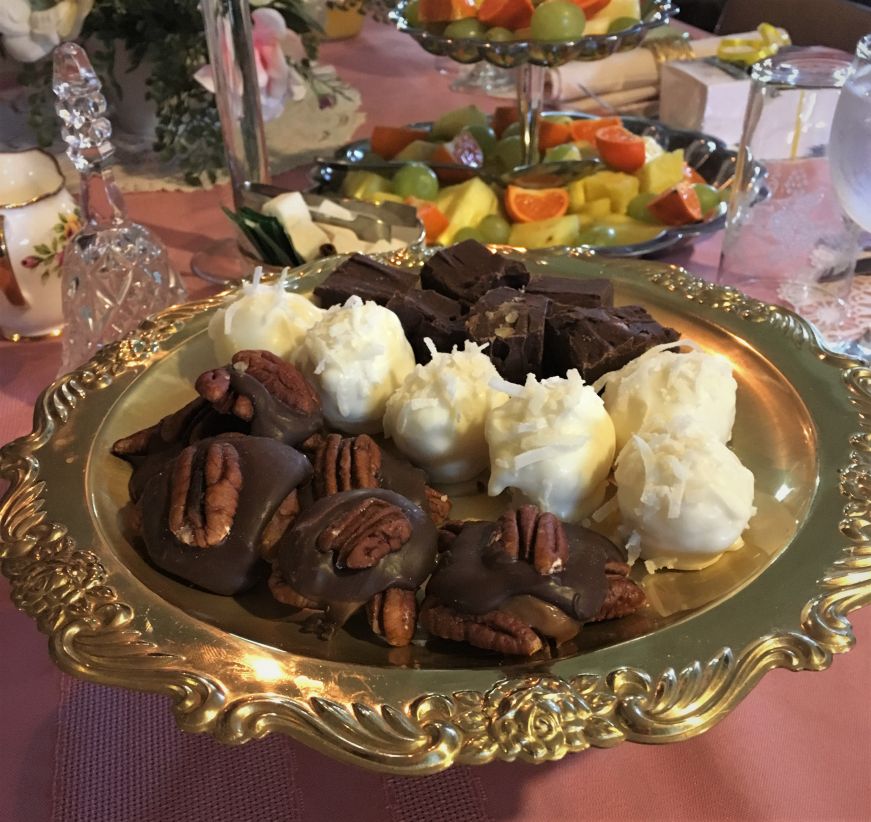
[52,42,187,374]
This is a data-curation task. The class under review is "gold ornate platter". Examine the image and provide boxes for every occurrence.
[2,248,870,774]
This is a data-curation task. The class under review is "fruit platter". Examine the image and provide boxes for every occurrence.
[391,0,677,68]
[3,240,866,772]
[311,106,739,256]
[390,0,676,166]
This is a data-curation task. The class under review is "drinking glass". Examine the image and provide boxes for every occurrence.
[718,48,860,339]
[830,34,871,232]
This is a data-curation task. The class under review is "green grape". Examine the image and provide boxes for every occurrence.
[478,214,511,244]
[626,192,661,224]
[444,18,487,38]
[454,226,485,243]
[502,121,522,139]
[601,219,664,246]
[530,1,586,41]
[544,143,582,163]
[486,26,514,41]
[542,114,573,125]
[431,104,489,140]
[392,162,439,201]
[693,183,722,217]
[465,124,498,158]
[494,135,524,171]
[607,16,640,32]
[574,225,618,246]
[405,0,421,27]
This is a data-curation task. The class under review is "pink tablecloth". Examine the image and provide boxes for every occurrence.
[2,19,871,822]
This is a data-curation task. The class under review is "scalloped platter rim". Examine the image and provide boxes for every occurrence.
[0,247,869,774]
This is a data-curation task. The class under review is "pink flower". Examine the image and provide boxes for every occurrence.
[194,8,307,123]
[20,255,40,269]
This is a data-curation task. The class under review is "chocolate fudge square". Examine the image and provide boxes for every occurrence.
[525,274,614,309]
[419,240,530,306]
[386,289,467,363]
[544,304,680,383]
[466,288,550,383]
[313,253,417,308]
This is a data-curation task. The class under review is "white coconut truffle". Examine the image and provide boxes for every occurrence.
[595,342,738,452]
[208,267,324,364]
[485,370,616,521]
[383,340,509,483]
[294,295,415,434]
[614,428,756,571]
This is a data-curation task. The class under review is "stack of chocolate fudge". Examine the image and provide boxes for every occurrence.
[313,240,679,384]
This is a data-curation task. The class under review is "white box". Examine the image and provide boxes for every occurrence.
[659,60,752,147]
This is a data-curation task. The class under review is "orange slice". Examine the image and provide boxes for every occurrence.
[505,185,570,223]
[568,116,621,144]
[646,182,703,226]
[538,120,572,149]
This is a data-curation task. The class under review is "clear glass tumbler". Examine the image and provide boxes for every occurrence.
[718,48,860,339]
[830,34,871,234]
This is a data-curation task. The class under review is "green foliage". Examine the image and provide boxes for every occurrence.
[16,0,320,186]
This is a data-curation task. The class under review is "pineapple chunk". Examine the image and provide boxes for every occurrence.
[566,179,586,213]
[343,170,393,200]
[637,149,686,195]
[435,177,499,245]
[361,191,404,205]
[508,215,582,249]
[584,0,641,33]
[582,170,640,214]
[581,197,612,219]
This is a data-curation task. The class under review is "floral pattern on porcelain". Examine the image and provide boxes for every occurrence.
[20,209,82,280]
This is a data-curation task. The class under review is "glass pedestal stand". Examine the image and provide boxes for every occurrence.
[191,0,271,284]
[517,63,547,166]
[450,63,516,97]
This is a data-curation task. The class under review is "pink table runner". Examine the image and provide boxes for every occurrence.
[2,20,871,822]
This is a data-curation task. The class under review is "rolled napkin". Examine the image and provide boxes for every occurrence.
[547,32,764,104]
[560,84,659,114]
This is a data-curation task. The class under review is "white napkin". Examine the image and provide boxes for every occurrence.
[547,33,759,103]
[559,84,659,113]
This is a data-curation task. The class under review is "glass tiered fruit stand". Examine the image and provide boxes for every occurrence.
[389,0,677,164]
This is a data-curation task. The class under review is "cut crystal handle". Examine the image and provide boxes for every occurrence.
[52,42,115,172]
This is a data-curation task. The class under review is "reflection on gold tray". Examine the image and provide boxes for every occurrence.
[1,247,870,774]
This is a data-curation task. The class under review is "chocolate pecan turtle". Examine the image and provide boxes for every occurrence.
[420,505,645,656]
[305,433,451,527]
[272,489,438,646]
[112,351,323,503]
[194,350,323,446]
[137,434,312,595]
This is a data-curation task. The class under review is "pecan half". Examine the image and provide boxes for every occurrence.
[111,398,208,458]
[259,489,301,561]
[425,486,452,527]
[196,350,320,421]
[317,497,413,569]
[420,600,542,656]
[367,587,418,647]
[267,565,318,609]
[311,433,381,498]
[493,505,568,575]
[590,561,646,621]
[168,440,243,548]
